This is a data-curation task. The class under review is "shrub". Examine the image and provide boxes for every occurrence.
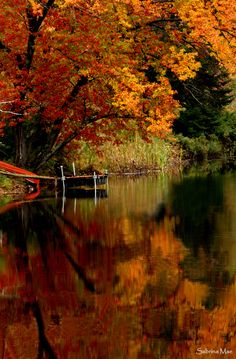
[176,134,223,161]
[0,176,13,190]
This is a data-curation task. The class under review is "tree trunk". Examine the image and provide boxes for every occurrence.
[14,123,28,167]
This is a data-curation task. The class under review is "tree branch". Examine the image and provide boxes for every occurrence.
[26,0,56,69]
[0,109,23,115]
[183,84,203,106]
[35,109,136,170]
[0,100,23,115]
[35,132,78,170]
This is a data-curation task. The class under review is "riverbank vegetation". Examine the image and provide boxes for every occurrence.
[69,135,181,174]
[0,175,25,196]
[65,129,235,175]
[0,176,12,192]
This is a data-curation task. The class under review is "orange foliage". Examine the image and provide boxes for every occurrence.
[175,0,236,75]
[0,0,234,156]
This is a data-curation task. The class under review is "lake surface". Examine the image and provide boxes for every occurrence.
[0,172,236,358]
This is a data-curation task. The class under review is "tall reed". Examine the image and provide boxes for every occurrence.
[74,136,181,174]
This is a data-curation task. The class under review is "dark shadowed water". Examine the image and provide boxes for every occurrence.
[0,172,236,358]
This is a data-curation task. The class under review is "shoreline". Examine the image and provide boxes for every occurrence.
[1,155,235,197]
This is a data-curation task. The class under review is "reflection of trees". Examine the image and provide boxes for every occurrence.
[169,175,224,254]
[0,203,60,358]
[164,175,236,308]
[0,199,185,358]
[143,174,236,358]
[0,192,236,358]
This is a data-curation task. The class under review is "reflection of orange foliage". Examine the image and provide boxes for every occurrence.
[118,217,143,245]
[114,217,186,306]
[1,205,236,358]
[5,322,38,359]
[160,277,236,358]
[115,257,148,305]
[150,218,187,263]
[0,254,25,296]
[174,279,209,309]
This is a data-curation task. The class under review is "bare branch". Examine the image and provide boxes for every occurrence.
[0,100,23,116]
[183,84,203,106]
[0,100,17,104]
[0,109,23,116]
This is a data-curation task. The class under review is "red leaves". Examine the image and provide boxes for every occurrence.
[0,0,234,155]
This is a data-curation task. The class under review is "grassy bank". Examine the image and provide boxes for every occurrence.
[0,175,26,196]
[69,133,236,175]
[71,136,182,174]
[0,176,13,189]
[1,132,235,197]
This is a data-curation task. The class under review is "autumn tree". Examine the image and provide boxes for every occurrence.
[0,0,235,170]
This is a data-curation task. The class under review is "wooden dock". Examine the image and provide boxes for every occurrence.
[0,168,108,196]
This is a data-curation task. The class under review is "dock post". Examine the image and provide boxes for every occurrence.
[62,195,66,214]
[72,162,76,176]
[105,169,109,194]
[93,171,97,203]
[60,165,66,198]
[73,198,77,214]
[55,178,58,198]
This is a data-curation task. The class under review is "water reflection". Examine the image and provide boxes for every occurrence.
[0,174,236,358]
[168,174,236,310]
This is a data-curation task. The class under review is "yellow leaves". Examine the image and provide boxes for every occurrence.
[175,0,236,75]
[162,47,201,81]
[110,66,147,116]
[28,0,43,17]
[115,3,133,29]
[90,0,162,29]
[59,0,82,6]
[109,68,180,137]
[113,90,142,117]
[143,78,180,136]
[46,26,56,33]
[79,68,90,77]
[110,65,177,135]
[119,67,144,93]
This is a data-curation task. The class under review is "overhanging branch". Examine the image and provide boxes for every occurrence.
[26,0,56,69]
[35,132,78,170]
[35,110,133,169]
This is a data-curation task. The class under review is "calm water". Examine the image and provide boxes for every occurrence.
[0,172,236,358]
